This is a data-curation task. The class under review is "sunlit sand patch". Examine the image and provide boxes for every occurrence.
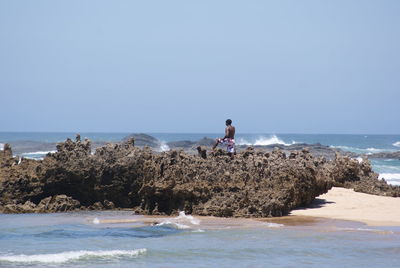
[291,187,400,226]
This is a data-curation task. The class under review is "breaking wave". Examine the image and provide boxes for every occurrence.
[0,143,4,150]
[20,151,57,160]
[378,173,400,186]
[158,141,170,152]
[0,249,147,263]
[393,141,400,147]
[155,221,191,229]
[237,135,296,146]
[155,211,200,229]
[175,211,200,225]
[21,150,57,155]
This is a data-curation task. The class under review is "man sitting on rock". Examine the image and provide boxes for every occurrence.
[213,119,236,159]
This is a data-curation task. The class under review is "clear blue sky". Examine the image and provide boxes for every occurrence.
[0,0,399,134]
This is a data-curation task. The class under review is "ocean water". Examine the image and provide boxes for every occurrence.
[1,133,400,267]
[1,132,399,185]
[0,211,400,268]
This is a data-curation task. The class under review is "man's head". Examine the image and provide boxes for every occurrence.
[226,119,232,126]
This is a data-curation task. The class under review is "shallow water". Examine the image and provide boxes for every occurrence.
[0,211,399,267]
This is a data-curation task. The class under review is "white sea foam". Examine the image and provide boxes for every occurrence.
[237,138,251,145]
[155,221,190,229]
[238,135,295,146]
[338,227,392,234]
[393,141,400,147]
[378,173,400,186]
[0,143,4,151]
[356,157,363,163]
[175,211,200,225]
[156,211,200,229]
[21,150,57,155]
[158,141,170,152]
[92,217,100,224]
[20,150,57,160]
[192,229,205,233]
[263,222,284,228]
[0,249,147,263]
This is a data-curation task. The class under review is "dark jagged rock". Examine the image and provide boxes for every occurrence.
[36,195,81,212]
[5,133,368,161]
[196,146,207,159]
[122,133,160,147]
[368,151,400,160]
[167,137,215,148]
[0,138,396,216]
[324,153,400,197]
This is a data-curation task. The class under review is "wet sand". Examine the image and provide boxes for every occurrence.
[93,212,373,232]
[92,187,400,229]
[290,187,400,226]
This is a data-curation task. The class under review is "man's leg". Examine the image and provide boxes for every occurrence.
[212,138,220,150]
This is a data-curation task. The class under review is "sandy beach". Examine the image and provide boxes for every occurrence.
[290,187,400,226]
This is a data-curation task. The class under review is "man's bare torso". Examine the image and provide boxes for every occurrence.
[225,125,235,139]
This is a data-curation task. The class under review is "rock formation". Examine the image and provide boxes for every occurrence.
[368,151,400,160]
[0,136,397,215]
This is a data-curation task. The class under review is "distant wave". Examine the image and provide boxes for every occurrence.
[20,151,57,160]
[378,173,400,186]
[237,135,296,146]
[393,141,400,147]
[21,151,57,155]
[0,249,147,263]
[330,145,393,154]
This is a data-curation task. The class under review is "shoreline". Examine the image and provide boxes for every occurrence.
[290,187,400,226]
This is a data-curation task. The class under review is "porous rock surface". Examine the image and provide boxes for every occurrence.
[0,137,397,216]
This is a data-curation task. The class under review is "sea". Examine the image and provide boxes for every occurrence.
[1,132,400,267]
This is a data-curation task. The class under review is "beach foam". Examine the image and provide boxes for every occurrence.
[393,141,400,147]
[337,227,393,234]
[156,211,200,229]
[263,222,284,228]
[155,221,190,229]
[0,143,4,150]
[175,211,200,225]
[0,249,147,263]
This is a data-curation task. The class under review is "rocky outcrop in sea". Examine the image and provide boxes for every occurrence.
[0,136,398,215]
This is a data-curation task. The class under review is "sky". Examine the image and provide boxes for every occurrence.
[0,0,399,134]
